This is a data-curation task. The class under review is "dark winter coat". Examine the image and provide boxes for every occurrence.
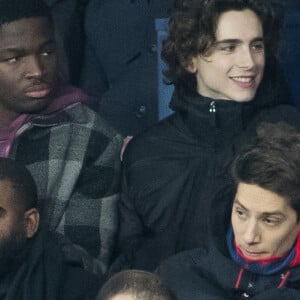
[111,87,300,273]
[0,230,100,300]
[157,192,300,300]
[5,86,123,273]
[80,0,173,135]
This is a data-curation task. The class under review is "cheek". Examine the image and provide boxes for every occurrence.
[269,227,299,255]
[0,224,12,242]
[45,57,58,74]
[254,54,265,70]
[0,74,19,91]
[231,215,242,239]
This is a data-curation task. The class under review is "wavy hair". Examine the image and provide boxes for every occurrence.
[162,0,281,92]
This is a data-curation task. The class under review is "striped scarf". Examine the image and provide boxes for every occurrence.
[227,226,300,275]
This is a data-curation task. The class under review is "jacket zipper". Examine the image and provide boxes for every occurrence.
[209,101,216,126]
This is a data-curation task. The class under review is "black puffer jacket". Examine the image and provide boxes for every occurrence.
[112,87,300,272]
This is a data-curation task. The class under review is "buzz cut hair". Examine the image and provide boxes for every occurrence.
[0,0,52,27]
[97,270,177,300]
[0,158,38,213]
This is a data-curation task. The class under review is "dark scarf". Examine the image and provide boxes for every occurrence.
[227,226,300,275]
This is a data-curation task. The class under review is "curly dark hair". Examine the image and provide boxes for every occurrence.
[162,0,281,92]
[232,122,300,220]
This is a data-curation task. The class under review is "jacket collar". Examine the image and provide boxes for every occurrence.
[169,89,256,151]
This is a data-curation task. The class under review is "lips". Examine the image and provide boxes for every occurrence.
[230,76,256,89]
[242,248,266,259]
[25,85,52,99]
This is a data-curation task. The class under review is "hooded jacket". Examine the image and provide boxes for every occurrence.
[157,191,300,300]
[112,86,300,273]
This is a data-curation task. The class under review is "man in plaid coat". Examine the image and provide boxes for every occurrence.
[0,0,123,274]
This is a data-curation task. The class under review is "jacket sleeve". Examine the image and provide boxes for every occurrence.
[110,168,179,273]
[58,108,123,275]
[74,131,123,274]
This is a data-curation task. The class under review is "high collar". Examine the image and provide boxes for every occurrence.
[169,89,256,151]
[188,190,300,293]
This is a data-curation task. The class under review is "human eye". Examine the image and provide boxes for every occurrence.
[40,47,56,57]
[219,44,236,52]
[6,56,20,64]
[263,216,283,227]
[40,50,54,57]
[0,207,6,217]
[235,206,246,219]
[251,41,264,52]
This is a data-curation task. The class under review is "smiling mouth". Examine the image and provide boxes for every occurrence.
[230,76,255,88]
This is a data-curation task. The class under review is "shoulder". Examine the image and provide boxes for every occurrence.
[252,104,300,130]
[158,248,227,300]
[62,265,101,300]
[123,112,190,164]
[240,104,300,146]
[64,103,120,135]
[158,247,206,274]
[158,248,209,286]
[62,103,123,149]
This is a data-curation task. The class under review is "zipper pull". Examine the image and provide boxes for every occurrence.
[209,101,216,126]
[209,101,216,113]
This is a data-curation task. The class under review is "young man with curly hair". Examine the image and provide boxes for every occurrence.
[112,0,300,272]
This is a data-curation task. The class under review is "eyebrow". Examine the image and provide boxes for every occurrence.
[214,37,264,45]
[233,199,285,217]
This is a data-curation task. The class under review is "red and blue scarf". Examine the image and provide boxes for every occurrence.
[227,226,300,275]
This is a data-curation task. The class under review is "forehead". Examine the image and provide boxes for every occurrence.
[109,294,135,300]
[235,183,293,214]
[0,17,54,51]
[215,9,263,41]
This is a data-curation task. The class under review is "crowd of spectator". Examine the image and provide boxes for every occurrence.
[1,0,300,299]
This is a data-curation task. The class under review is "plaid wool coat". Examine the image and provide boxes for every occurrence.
[9,102,123,273]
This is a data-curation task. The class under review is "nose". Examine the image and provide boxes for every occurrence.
[243,221,260,245]
[236,46,255,69]
[25,55,43,79]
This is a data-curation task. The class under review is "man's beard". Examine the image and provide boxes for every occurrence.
[0,226,29,277]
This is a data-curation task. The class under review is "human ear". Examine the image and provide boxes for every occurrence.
[183,56,198,73]
[24,208,40,238]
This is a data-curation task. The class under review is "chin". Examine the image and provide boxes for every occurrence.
[24,98,52,113]
[231,95,256,103]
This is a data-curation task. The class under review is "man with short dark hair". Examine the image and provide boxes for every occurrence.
[0,0,122,273]
[158,122,300,299]
[0,158,100,300]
